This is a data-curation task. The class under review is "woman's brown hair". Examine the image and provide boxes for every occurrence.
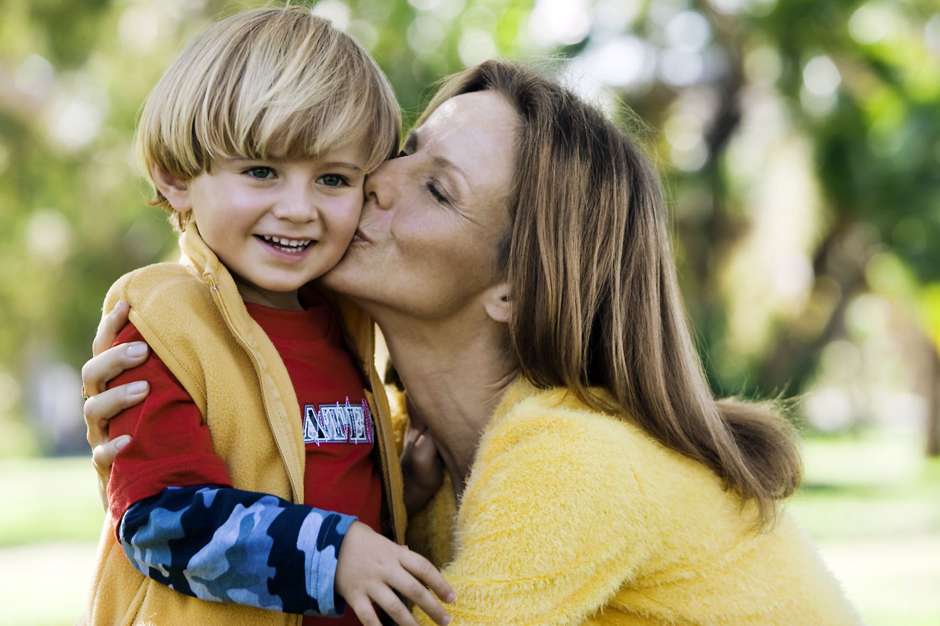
[419,60,801,525]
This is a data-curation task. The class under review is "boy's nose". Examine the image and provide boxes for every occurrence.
[272,186,317,222]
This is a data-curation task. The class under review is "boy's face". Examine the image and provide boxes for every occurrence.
[160,143,369,308]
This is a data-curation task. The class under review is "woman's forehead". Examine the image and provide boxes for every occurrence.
[425,91,517,135]
[419,91,519,185]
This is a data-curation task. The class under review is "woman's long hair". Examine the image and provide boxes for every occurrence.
[419,60,801,525]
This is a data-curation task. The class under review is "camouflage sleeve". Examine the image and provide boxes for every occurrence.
[118,484,356,616]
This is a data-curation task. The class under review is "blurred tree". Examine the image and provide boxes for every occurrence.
[1,0,938,455]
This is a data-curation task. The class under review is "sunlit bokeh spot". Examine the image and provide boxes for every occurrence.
[457,28,498,67]
[666,11,710,52]
[25,209,72,266]
[849,3,901,45]
[312,0,351,31]
[527,0,590,47]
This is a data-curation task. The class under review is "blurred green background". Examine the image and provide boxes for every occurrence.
[1,0,938,624]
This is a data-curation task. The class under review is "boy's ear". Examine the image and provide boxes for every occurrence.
[483,282,511,324]
[150,164,193,214]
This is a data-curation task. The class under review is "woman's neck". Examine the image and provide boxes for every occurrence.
[378,311,517,497]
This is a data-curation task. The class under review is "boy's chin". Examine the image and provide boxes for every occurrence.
[317,261,352,293]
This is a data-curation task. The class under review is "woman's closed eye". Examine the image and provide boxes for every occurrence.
[426,179,450,205]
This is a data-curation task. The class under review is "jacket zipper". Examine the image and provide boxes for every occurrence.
[205,274,305,504]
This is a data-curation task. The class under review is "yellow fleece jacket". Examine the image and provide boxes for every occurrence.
[83,223,406,626]
[406,380,862,626]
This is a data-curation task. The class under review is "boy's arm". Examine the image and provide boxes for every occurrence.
[106,323,454,623]
[106,322,353,616]
[119,484,355,615]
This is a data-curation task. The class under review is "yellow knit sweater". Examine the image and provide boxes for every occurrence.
[406,380,862,626]
[83,223,406,625]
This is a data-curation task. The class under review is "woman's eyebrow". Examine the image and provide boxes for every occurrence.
[404,131,418,152]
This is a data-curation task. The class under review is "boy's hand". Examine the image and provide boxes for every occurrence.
[336,521,454,626]
[401,424,445,515]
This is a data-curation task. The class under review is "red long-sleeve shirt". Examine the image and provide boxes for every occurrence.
[108,297,383,626]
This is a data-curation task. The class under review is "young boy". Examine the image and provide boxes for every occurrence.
[85,8,452,626]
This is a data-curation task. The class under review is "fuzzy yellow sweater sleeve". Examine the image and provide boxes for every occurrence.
[416,392,660,626]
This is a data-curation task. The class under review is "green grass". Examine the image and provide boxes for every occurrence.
[0,457,105,626]
[789,433,940,541]
[0,457,105,547]
[1,435,938,626]
[788,432,940,626]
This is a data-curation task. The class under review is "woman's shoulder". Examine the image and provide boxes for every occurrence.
[481,379,732,504]
[469,380,655,514]
[456,381,672,573]
[485,380,681,471]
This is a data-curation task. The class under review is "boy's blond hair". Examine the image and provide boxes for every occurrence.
[136,6,401,230]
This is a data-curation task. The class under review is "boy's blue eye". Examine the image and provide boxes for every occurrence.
[318,174,349,187]
[244,166,276,180]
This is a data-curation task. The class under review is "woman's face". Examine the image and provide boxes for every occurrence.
[321,90,518,321]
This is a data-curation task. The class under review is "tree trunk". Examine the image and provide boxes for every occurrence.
[927,342,940,458]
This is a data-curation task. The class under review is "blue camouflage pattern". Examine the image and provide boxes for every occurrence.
[119,485,355,616]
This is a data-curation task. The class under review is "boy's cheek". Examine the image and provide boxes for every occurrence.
[336,194,365,224]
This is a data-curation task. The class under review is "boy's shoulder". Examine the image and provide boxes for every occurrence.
[102,262,225,412]
[102,261,224,355]
[104,262,213,316]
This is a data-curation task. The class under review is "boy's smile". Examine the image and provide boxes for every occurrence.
[156,142,369,309]
[255,234,314,255]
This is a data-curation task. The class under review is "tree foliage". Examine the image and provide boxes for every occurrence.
[1,0,938,453]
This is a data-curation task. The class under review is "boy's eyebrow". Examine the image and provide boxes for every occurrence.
[318,161,364,171]
[224,156,364,171]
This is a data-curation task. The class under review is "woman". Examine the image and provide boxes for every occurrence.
[82,60,860,625]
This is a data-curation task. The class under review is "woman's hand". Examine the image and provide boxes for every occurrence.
[336,521,454,626]
[82,301,150,503]
[401,422,445,515]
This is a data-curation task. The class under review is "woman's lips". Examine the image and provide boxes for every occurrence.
[352,229,373,244]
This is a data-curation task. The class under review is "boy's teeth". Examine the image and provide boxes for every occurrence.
[261,235,311,248]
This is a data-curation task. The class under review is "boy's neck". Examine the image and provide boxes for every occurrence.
[235,279,303,311]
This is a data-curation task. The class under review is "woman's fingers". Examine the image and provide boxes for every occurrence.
[91,435,131,509]
[412,432,439,464]
[91,435,131,474]
[81,342,149,398]
[92,301,129,357]
[369,585,420,626]
[83,381,149,445]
